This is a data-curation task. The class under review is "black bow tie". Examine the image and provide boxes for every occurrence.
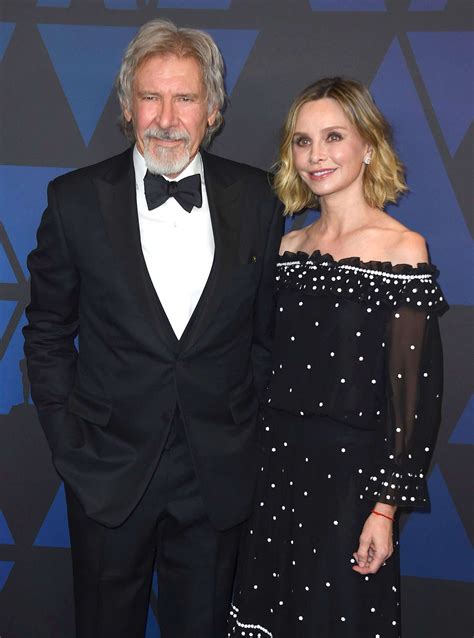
[143,171,202,213]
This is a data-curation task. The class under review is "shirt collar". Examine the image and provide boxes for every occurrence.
[133,146,204,189]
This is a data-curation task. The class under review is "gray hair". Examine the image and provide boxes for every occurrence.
[116,19,227,147]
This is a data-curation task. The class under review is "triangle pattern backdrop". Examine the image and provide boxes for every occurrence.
[408,32,474,156]
[309,0,386,10]
[0,166,71,414]
[38,25,257,146]
[400,465,474,582]
[159,0,231,8]
[145,607,161,638]
[103,0,138,7]
[0,561,14,592]
[449,396,474,445]
[0,301,17,349]
[206,29,258,95]
[38,25,139,145]
[34,483,70,548]
[37,0,71,7]
[103,0,230,7]
[0,4,472,635]
[409,0,447,9]
[0,166,73,273]
[0,517,14,609]
[370,37,474,306]
[39,1,232,8]
[0,238,16,284]
[0,22,15,62]
[146,571,161,636]
[0,510,14,544]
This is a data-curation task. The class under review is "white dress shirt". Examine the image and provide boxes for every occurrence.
[133,147,215,339]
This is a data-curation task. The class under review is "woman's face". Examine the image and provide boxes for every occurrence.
[292,97,371,203]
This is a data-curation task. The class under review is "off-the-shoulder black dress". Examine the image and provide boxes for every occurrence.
[228,251,448,638]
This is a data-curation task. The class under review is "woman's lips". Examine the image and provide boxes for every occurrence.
[308,168,337,180]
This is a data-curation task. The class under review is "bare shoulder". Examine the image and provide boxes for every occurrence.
[387,229,429,266]
[279,228,305,255]
[369,212,428,266]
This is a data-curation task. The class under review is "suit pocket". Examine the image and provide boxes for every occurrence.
[67,385,112,427]
[230,385,259,425]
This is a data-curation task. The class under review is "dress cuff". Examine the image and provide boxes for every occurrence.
[362,466,430,509]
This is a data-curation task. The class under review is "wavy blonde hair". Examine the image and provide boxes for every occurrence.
[274,77,408,215]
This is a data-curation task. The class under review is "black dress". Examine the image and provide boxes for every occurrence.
[228,251,448,638]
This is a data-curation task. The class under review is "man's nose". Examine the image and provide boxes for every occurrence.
[157,99,178,128]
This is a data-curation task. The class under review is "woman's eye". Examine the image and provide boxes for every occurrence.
[293,136,311,147]
[327,132,342,142]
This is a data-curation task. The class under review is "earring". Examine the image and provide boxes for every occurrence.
[363,156,371,165]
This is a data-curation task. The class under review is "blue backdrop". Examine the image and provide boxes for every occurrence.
[0,1,472,636]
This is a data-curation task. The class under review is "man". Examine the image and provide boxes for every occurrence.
[23,19,282,638]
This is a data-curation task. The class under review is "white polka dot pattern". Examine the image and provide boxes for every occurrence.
[267,252,446,508]
[228,251,446,637]
[275,250,448,314]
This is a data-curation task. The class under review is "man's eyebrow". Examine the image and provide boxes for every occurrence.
[136,90,200,97]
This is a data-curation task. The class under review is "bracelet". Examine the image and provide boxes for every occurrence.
[371,509,394,522]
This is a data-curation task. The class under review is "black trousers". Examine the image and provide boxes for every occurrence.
[65,414,242,638]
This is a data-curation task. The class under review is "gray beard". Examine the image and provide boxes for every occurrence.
[143,128,192,176]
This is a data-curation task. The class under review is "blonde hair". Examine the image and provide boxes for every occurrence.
[274,77,408,215]
[116,19,226,147]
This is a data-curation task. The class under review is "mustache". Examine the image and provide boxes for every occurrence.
[144,128,191,144]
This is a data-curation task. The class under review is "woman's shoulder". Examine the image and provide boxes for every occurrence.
[382,228,428,267]
[371,213,428,266]
[279,228,306,255]
[388,230,428,266]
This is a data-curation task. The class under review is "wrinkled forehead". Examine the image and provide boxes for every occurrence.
[132,52,206,90]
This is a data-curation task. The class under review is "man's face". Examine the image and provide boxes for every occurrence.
[124,54,218,178]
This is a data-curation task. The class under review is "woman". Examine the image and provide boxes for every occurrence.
[228,78,447,637]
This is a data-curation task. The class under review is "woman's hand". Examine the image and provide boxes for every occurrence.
[352,504,396,575]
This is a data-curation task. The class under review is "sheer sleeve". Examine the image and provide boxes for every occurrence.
[363,302,445,509]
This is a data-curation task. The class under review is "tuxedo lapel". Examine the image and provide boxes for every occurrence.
[94,149,179,351]
[179,152,243,354]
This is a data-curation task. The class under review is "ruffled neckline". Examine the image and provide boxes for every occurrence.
[276,250,448,314]
[279,250,438,276]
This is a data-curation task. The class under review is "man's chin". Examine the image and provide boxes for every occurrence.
[144,149,191,177]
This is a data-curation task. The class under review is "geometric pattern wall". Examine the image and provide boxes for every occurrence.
[1,1,472,636]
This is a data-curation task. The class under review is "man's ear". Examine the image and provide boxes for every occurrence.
[207,105,219,127]
[123,104,132,123]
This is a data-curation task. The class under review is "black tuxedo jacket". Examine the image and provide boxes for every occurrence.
[24,148,282,530]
